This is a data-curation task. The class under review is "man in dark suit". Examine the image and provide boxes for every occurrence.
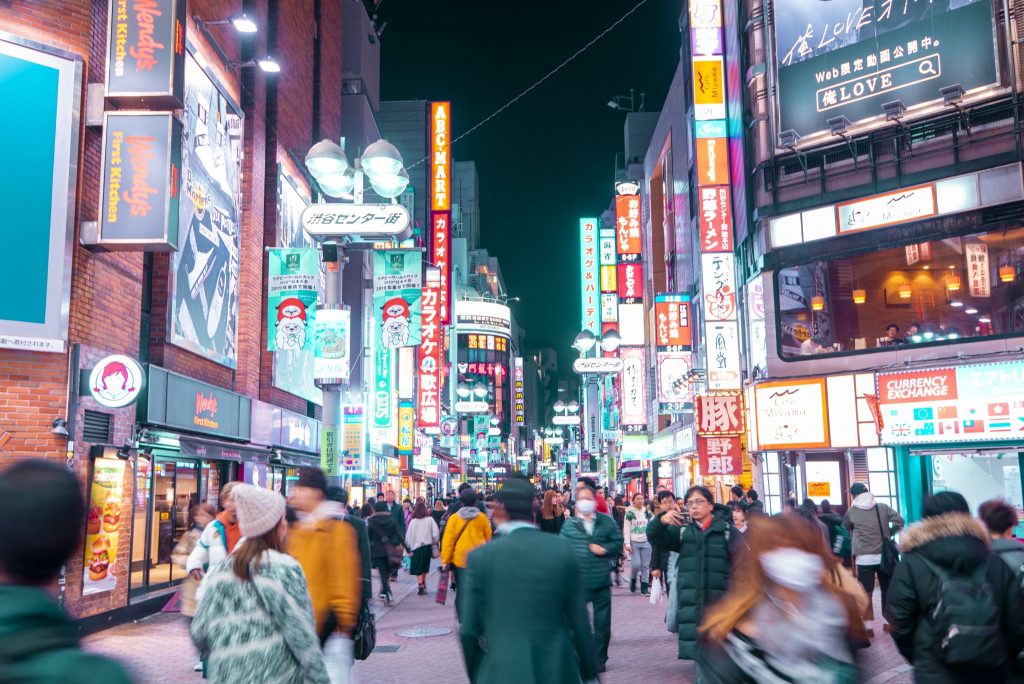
[460,475,598,683]
[384,489,405,580]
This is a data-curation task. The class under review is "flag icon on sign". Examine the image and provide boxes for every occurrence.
[963,419,986,434]
[937,406,958,420]
[913,407,934,421]
[989,402,1010,416]
[990,421,1012,433]
[892,424,911,437]
[939,420,960,435]
[915,423,935,436]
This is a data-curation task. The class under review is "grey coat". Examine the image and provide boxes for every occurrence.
[842,494,904,558]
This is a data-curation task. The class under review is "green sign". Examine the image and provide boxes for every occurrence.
[321,427,340,476]
[372,250,422,350]
[373,346,394,429]
[268,248,319,351]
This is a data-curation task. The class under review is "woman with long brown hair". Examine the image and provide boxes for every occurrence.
[405,500,440,595]
[537,490,566,535]
[697,514,866,683]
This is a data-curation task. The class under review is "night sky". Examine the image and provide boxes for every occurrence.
[380,0,681,368]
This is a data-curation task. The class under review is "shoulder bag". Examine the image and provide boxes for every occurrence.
[875,504,900,576]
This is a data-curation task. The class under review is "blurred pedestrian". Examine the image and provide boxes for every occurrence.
[403,498,413,528]
[887,491,1024,682]
[288,470,362,684]
[405,501,439,595]
[359,502,374,519]
[441,487,492,620]
[650,490,678,591]
[326,487,373,609]
[843,482,904,629]
[432,499,446,527]
[460,475,597,682]
[611,495,627,586]
[980,499,1024,583]
[367,501,403,605]
[745,489,764,516]
[794,502,830,547]
[186,481,242,582]
[729,485,746,510]
[172,502,216,672]
[698,514,866,682]
[624,492,652,596]
[0,460,131,684]
[192,485,329,683]
[647,485,738,661]
[538,490,566,535]
[560,482,623,673]
[384,491,405,581]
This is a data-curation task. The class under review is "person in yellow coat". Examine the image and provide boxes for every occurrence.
[441,487,492,620]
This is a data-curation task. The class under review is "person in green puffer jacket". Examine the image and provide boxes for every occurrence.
[0,460,131,684]
[646,485,739,661]
[560,483,623,674]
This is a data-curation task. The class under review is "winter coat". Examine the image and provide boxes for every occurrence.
[647,504,737,660]
[172,524,205,617]
[441,506,493,568]
[367,512,403,560]
[0,585,132,684]
[992,537,1024,580]
[343,513,373,603]
[537,514,565,535]
[405,516,440,551]
[286,501,362,636]
[746,499,765,516]
[560,514,624,592]
[385,501,406,537]
[820,512,844,554]
[842,492,904,558]
[460,526,598,683]
[191,549,330,684]
[886,513,1024,683]
[186,513,239,575]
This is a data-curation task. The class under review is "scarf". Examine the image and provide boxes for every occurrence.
[216,511,242,554]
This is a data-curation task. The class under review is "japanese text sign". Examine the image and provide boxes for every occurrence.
[432,211,452,323]
[614,193,642,261]
[701,253,737,321]
[692,57,726,120]
[696,392,744,435]
[698,186,733,252]
[302,203,411,239]
[417,271,442,429]
[657,350,693,412]
[698,436,743,475]
[654,294,692,349]
[965,243,991,298]
[514,356,525,426]
[342,406,364,471]
[430,102,451,211]
[617,263,643,303]
[398,401,414,453]
[706,321,742,391]
[619,346,648,432]
[579,217,600,334]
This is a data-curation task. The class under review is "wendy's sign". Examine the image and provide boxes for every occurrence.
[105,0,186,107]
[138,366,251,440]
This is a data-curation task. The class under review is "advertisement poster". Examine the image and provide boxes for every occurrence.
[657,350,693,412]
[312,309,351,381]
[772,0,999,138]
[273,171,321,403]
[373,250,422,349]
[342,406,364,471]
[170,54,243,367]
[321,427,340,476]
[267,248,318,351]
[83,458,126,596]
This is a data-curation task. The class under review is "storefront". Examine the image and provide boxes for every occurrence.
[649,424,696,497]
[878,361,1024,529]
[130,366,263,602]
[249,399,321,494]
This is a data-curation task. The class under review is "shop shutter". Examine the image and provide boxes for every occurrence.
[82,410,112,443]
[852,450,868,484]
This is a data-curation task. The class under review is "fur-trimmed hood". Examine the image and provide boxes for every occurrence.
[900,513,991,571]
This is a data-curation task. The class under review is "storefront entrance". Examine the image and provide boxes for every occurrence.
[804,453,848,513]
[920,449,1024,536]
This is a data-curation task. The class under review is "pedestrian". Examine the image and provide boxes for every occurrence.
[326,487,373,609]
[459,474,598,683]
[646,485,738,661]
[0,460,132,683]
[745,489,765,516]
[980,499,1024,583]
[820,499,851,563]
[538,490,566,535]
[650,490,678,591]
[441,487,492,621]
[186,481,242,583]
[842,482,904,631]
[624,492,653,596]
[729,484,746,510]
[611,495,627,586]
[728,502,747,535]
[432,498,446,527]
[383,490,405,581]
[405,500,439,595]
[403,497,413,527]
[560,481,623,673]
[886,491,1024,682]
[287,470,362,684]
[796,500,831,546]
[697,514,866,682]
[172,502,217,672]
[359,502,374,519]
[784,497,798,513]
[366,501,403,605]
[191,485,330,684]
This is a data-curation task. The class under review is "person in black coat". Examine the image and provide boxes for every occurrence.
[886,491,1024,683]
[366,501,403,604]
[650,490,677,591]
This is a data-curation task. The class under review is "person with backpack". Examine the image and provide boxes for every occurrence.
[819,499,852,563]
[886,491,1024,683]
[842,482,904,630]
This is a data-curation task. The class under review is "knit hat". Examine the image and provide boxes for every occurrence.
[850,482,868,497]
[233,485,286,538]
[296,467,327,492]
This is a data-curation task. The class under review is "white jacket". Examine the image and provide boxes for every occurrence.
[405,516,439,551]
[186,517,232,574]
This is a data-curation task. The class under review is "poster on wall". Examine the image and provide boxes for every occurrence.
[657,350,693,413]
[170,54,243,368]
[82,458,126,596]
[267,248,318,351]
[373,250,422,349]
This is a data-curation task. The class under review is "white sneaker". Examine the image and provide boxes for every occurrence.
[193,662,203,672]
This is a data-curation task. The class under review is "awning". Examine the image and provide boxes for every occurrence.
[178,436,270,464]
[273,449,320,468]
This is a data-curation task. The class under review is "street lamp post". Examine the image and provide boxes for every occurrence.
[572,329,620,482]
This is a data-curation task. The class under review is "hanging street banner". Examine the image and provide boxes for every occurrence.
[267,248,318,351]
[579,217,600,335]
[373,346,394,429]
[321,427,340,476]
[373,250,422,349]
[312,309,350,382]
[342,406,365,472]
[771,0,1000,141]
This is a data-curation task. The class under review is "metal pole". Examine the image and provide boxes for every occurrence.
[321,247,347,479]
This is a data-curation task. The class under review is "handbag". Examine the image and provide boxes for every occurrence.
[431,540,441,559]
[875,504,900,576]
[352,601,377,660]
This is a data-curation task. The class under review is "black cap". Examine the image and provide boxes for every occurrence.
[496,475,535,521]
[850,482,868,497]
[297,467,327,492]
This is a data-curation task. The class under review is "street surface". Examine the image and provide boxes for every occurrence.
[84,560,912,683]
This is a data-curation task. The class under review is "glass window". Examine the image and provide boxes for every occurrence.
[777,226,1024,358]
[932,452,1024,536]
[866,448,900,513]
[762,451,782,515]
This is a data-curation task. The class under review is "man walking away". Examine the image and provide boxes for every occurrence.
[843,482,904,632]
[729,485,746,510]
[980,499,1024,586]
[441,487,492,621]
[0,460,131,684]
[460,475,598,683]
[288,469,362,684]
[560,482,623,673]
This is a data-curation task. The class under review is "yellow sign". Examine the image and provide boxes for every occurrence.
[398,403,414,452]
[692,57,725,120]
[808,481,831,497]
[83,457,126,596]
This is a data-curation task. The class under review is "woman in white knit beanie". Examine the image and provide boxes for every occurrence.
[192,484,329,683]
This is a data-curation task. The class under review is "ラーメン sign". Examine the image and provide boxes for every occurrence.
[771,0,1000,141]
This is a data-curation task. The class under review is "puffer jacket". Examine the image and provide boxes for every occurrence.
[886,513,1024,683]
[560,514,624,592]
[440,505,492,569]
[647,504,736,660]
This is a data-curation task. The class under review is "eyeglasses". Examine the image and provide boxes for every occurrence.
[686,499,710,506]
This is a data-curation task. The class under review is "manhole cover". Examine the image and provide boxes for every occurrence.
[395,626,453,638]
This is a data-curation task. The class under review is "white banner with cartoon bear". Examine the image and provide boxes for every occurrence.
[267,248,318,351]
[372,250,422,350]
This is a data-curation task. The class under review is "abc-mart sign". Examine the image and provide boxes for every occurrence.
[573,357,624,375]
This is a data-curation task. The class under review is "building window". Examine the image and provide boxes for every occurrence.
[866,447,900,514]
[761,451,782,515]
[777,225,1024,358]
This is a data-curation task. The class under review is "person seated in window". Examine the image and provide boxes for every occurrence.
[882,324,903,346]
[905,323,920,341]
[800,336,827,355]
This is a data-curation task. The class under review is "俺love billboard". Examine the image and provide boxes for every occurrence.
[772,0,999,139]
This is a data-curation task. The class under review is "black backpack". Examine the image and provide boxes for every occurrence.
[918,556,1005,667]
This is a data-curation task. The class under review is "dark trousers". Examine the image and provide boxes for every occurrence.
[856,564,891,619]
[373,558,391,597]
[587,586,612,666]
[454,566,468,621]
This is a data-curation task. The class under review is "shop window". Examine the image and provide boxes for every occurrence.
[777,226,1024,358]
[866,448,900,513]
[761,452,783,515]
[931,451,1024,536]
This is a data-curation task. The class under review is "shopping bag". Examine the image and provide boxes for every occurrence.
[650,577,664,605]
[435,567,450,605]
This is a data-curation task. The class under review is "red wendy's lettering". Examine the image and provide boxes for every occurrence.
[130,0,165,71]
[195,392,218,416]
[122,135,158,217]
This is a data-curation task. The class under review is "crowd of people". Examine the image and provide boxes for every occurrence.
[4,457,1024,683]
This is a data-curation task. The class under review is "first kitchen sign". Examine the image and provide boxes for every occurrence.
[105,0,187,108]
[877,362,1024,444]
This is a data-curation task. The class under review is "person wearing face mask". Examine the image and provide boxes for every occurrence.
[560,483,623,674]
[697,514,867,682]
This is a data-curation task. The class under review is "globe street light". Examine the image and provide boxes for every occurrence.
[473,382,488,399]
[573,329,597,354]
[567,400,580,413]
[456,382,472,399]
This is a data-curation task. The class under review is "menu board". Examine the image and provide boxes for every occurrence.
[82,458,126,596]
